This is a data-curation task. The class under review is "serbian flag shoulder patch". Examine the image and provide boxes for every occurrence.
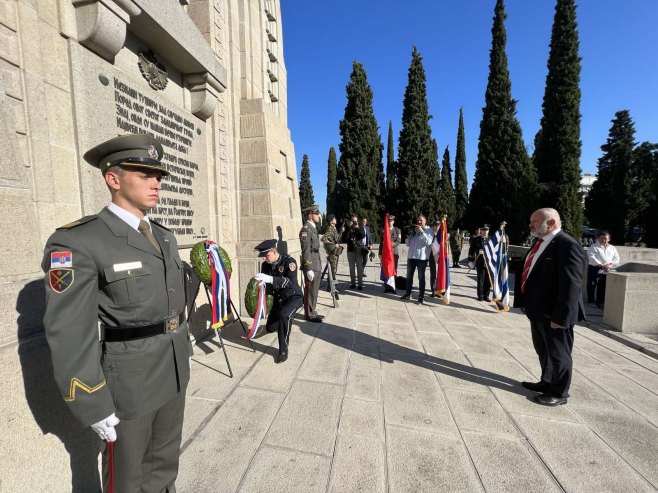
[51,251,73,268]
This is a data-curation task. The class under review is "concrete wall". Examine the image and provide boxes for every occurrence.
[0,1,300,489]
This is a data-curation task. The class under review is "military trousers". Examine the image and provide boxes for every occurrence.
[303,269,321,319]
[452,250,462,266]
[475,264,491,300]
[103,391,185,493]
[266,296,303,354]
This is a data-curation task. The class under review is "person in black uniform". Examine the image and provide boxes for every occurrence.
[468,224,492,301]
[254,239,303,363]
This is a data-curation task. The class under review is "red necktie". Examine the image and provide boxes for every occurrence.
[520,238,543,293]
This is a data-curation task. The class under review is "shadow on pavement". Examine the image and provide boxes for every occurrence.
[300,321,530,396]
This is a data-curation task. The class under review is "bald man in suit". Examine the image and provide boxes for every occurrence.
[513,208,585,406]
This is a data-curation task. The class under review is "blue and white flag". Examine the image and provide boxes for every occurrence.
[483,223,509,312]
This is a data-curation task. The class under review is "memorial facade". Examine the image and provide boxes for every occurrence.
[1,1,300,487]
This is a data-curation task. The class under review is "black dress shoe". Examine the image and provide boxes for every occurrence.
[416,299,425,305]
[401,293,411,300]
[308,317,323,323]
[521,381,548,392]
[477,297,483,301]
[482,297,491,302]
[276,351,288,363]
[357,286,363,291]
[350,284,356,289]
[534,394,567,406]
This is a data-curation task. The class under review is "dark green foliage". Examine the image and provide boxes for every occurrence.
[396,47,441,228]
[585,110,635,242]
[299,154,315,219]
[466,0,537,243]
[438,146,456,223]
[453,109,468,228]
[632,143,658,247]
[244,278,273,317]
[326,147,338,213]
[533,0,583,237]
[190,241,232,285]
[385,120,397,214]
[335,61,384,236]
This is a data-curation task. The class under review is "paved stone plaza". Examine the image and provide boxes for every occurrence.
[178,261,658,493]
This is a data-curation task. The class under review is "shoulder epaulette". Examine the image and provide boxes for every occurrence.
[149,218,172,232]
[56,215,98,230]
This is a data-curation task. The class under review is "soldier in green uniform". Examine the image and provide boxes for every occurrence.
[449,227,465,267]
[42,134,192,492]
[299,204,323,322]
[322,214,343,289]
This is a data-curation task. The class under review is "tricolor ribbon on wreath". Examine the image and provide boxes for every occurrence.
[204,241,232,328]
[247,281,268,339]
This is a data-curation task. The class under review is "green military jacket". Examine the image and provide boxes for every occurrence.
[299,220,322,272]
[450,232,464,252]
[322,224,341,256]
[42,207,192,427]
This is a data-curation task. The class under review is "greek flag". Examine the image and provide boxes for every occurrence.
[483,223,509,312]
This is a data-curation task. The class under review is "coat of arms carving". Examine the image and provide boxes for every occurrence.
[138,51,168,91]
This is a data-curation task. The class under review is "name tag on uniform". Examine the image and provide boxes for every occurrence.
[113,261,143,272]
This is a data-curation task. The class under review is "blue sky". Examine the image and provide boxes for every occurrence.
[280,1,658,213]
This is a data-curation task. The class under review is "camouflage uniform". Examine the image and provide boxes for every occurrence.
[322,223,342,280]
[449,231,464,267]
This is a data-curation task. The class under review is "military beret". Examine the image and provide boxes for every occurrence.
[302,204,320,214]
[327,214,336,222]
[255,239,277,257]
[83,134,169,176]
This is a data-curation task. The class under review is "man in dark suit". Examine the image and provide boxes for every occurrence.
[514,208,585,406]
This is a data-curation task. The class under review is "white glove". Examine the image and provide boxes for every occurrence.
[307,270,315,281]
[255,273,273,284]
[189,357,193,369]
[91,413,120,442]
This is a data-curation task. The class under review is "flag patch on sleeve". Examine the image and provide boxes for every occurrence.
[51,251,73,268]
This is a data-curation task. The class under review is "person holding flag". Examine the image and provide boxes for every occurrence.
[434,216,451,304]
[379,213,397,293]
[483,222,510,312]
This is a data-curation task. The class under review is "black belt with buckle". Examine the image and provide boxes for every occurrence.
[102,312,185,342]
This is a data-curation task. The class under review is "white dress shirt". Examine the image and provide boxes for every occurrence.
[587,241,620,268]
[108,202,152,232]
[527,228,561,276]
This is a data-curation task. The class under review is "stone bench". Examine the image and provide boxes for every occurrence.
[603,262,658,334]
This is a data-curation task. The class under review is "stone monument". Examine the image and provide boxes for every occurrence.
[0,1,301,489]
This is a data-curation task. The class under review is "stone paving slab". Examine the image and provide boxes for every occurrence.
[328,434,386,493]
[512,413,655,492]
[461,432,561,493]
[237,447,331,493]
[386,425,483,492]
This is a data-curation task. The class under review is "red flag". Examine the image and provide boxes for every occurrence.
[380,213,396,290]
[435,217,451,304]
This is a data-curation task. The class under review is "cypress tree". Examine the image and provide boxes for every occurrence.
[453,108,468,228]
[466,0,536,243]
[533,0,583,237]
[438,146,456,222]
[632,142,658,246]
[326,147,337,213]
[298,154,315,219]
[397,47,441,229]
[385,120,397,214]
[585,110,635,242]
[335,61,384,234]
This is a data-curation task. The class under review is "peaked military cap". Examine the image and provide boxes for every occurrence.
[388,215,395,221]
[302,204,320,214]
[83,134,169,175]
[480,224,490,230]
[255,239,278,257]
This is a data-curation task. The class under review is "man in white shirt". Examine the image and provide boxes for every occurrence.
[587,231,620,307]
[401,214,434,304]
